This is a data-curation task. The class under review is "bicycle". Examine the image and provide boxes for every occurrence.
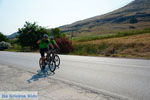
[39,50,56,73]
[50,49,60,68]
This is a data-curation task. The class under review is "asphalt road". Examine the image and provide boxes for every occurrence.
[0,51,150,100]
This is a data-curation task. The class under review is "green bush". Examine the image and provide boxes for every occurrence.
[18,21,50,51]
[0,32,8,42]
[72,43,109,55]
[0,41,11,50]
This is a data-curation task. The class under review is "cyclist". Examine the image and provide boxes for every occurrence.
[37,34,54,70]
[49,36,59,49]
[48,36,60,63]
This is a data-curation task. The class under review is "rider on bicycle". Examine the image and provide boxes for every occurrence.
[37,34,60,70]
[49,36,59,49]
[37,34,54,70]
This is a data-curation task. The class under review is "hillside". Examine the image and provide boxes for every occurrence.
[72,32,150,58]
[60,0,150,36]
[7,32,19,39]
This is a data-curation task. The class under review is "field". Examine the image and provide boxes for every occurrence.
[72,28,150,42]
[71,31,150,59]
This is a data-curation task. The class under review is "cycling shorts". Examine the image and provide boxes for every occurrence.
[40,48,48,57]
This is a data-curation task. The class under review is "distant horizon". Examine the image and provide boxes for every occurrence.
[0,0,134,35]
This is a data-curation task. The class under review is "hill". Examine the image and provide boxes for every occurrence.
[7,32,19,39]
[60,0,150,36]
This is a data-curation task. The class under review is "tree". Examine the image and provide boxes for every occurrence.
[0,32,8,42]
[18,22,50,50]
[51,28,61,38]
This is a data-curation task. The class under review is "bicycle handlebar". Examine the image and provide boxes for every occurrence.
[48,48,60,54]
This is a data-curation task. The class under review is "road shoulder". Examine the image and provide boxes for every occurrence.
[0,64,120,100]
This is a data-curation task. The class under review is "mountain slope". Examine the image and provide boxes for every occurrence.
[60,0,150,36]
[7,32,19,39]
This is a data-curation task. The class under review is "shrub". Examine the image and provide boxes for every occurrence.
[18,21,50,51]
[72,43,109,55]
[0,32,8,42]
[51,28,61,38]
[56,37,73,54]
[0,41,11,50]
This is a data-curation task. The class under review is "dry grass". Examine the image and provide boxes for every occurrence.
[82,33,150,44]
[72,33,150,59]
[69,22,150,37]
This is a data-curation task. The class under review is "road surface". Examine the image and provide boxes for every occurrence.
[0,51,150,100]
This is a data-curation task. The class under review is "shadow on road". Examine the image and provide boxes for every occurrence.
[27,68,55,83]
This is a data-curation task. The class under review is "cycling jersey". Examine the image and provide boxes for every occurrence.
[50,40,57,45]
[39,40,51,49]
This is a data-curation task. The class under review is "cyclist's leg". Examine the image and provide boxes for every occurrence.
[52,49,55,61]
[40,48,46,70]
[45,48,49,60]
[47,48,52,59]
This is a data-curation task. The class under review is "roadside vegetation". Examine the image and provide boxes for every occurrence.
[0,41,11,50]
[1,22,150,59]
[0,32,11,50]
[2,22,73,54]
[71,33,150,59]
[72,28,150,42]
[0,32,8,42]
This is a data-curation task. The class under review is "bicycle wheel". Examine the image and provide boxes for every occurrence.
[54,55,60,67]
[39,58,43,70]
[48,60,56,72]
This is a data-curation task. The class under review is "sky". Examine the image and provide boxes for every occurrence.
[0,0,134,35]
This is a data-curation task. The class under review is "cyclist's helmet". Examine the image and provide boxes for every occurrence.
[43,34,49,38]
